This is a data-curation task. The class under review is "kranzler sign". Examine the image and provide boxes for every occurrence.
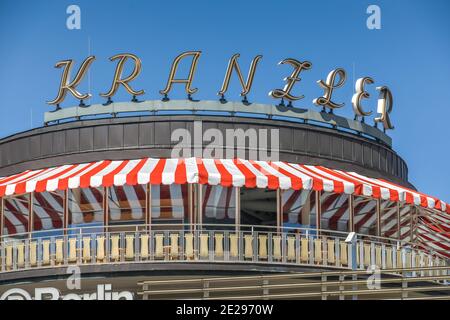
[47,51,394,131]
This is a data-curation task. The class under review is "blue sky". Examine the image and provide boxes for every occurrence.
[0,0,449,201]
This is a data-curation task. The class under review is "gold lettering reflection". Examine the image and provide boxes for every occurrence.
[159,51,202,98]
[218,53,262,97]
[313,68,346,110]
[269,58,312,101]
[352,77,374,117]
[47,56,95,106]
[100,53,144,100]
[374,86,394,130]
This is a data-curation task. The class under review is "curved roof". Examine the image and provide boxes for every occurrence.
[0,157,448,214]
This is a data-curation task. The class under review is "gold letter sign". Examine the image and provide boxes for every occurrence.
[47,55,95,107]
[313,68,346,112]
[374,86,394,131]
[218,53,262,102]
[160,51,202,100]
[100,53,144,103]
[269,58,312,104]
[352,77,374,119]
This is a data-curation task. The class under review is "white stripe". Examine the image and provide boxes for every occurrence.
[137,158,160,185]
[46,163,92,191]
[273,162,313,190]
[4,168,55,195]
[68,161,108,189]
[90,161,123,187]
[25,165,73,193]
[1,168,51,186]
[220,159,246,187]
[113,160,142,186]
[185,157,199,183]
[290,164,335,192]
[348,171,409,202]
[162,159,179,185]
[306,166,355,194]
[255,161,291,189]
[202,159,221,185]
[238,159,268,188]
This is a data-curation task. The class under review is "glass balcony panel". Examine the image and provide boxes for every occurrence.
[320,192,350,235]
[68,187,104,235]
[240,187,276,231]
[151,184,189,230]
[202,185,235,230]
[3,194,29,239]
[108,185,146,228]
[381,200,399,239]
[32,191,64,238]
[282,189,315,235]
[353,196,377,236]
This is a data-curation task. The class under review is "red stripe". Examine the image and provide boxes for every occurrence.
[197,159,209,185]
[0,170,32,185]
[35,165,79,193]
[214,159,233,187]
[271,162,303,190]
[346,172,399,201]
[126,159,149,185]
[300,165,344,193]
[12,168,52,195]
[233,159,256,188]
[102,160,130,187]
[79,160,112,188]
[150,159,166,185]
[57,162,98,190]
[317,166,362,195]
[250,161,278,189]
[174,159,187,184]
[286,163,323,191]
[379,178,432,208]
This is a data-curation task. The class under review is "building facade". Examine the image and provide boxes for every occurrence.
[0,99,448,299]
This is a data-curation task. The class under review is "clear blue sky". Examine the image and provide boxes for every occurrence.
[0,0,449,201]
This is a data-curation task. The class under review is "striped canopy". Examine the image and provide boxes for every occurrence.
[0,157,448,214]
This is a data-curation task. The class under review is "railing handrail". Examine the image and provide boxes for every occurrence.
[138,265,450,287]
[0,223,414,248]
[0,222,447,277]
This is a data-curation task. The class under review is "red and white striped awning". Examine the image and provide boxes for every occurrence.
[0,157,449,214]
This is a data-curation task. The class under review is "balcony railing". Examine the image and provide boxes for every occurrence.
[0,224,446,276]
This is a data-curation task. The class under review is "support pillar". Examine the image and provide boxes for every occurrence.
[103,187,109,232]
[315,190,322,232]
[348,195,355,232]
